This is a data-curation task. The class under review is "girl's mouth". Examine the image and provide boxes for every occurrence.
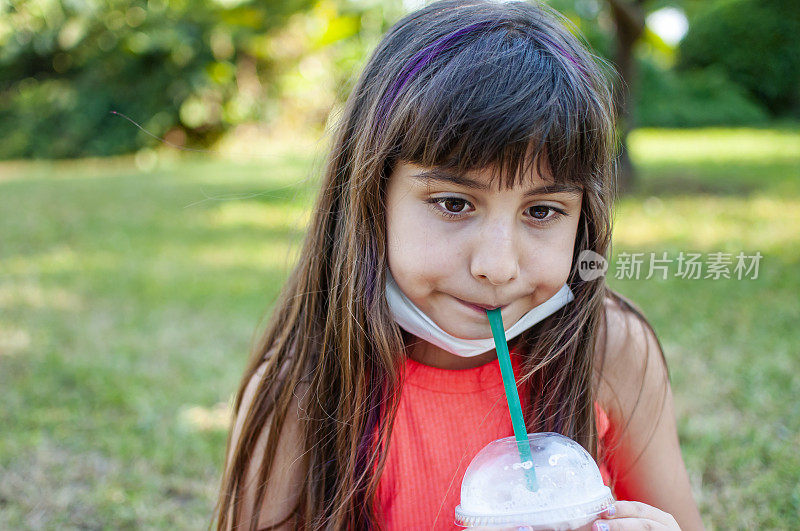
[453,297,505,313]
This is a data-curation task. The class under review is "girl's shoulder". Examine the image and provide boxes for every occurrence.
[591,294,704,527]
[593,291,670,434]
[224,354,309,530]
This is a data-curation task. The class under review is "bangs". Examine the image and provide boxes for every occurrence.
[386,26,608,190]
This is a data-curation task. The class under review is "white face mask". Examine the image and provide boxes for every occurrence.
[385,272,575,358]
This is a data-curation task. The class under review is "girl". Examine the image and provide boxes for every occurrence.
[214,1,704,529]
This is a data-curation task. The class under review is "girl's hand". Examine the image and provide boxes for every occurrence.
[592,501,680,531]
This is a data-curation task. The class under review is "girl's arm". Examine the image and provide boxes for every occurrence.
[595,298,705,530]
[221,362,308,530]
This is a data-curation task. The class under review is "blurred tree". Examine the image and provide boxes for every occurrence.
[547,0,645,192]
[249,0,405,136]
[5,0,789,164]
[635,61,768,127]
[0,0,316,158]
[548,0,717,193]
[678,0,800,117]
[604,0,646,194]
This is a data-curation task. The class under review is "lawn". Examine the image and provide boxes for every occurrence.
[1,127,798,529]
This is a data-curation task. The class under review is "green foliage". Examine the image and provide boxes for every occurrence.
[0,0,316,159]
[636,60,770,127]
[678,0,800,116]
[545,0,614,61]
[3,0,795,159]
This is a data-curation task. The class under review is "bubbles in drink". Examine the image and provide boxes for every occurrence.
[455,433,613,529]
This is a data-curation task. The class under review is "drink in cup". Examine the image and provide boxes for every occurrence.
[455,432,613,531]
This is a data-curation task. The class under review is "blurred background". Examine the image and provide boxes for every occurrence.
[0,0,798,528]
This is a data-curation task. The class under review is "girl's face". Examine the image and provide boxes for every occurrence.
[386,161,583,343]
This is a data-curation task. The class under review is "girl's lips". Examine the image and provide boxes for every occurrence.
[454,297,505,313]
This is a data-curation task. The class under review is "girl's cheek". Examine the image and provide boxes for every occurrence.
[388,199,487,278]
[391,235,465,286]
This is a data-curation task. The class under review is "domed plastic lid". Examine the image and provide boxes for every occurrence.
[455,433,613,529]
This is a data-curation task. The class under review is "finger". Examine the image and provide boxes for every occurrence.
[600,501,673,526]
[592,517,667,531]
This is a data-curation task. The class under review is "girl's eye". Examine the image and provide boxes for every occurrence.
[427,197,474,218]
[426,198,567,225]
[442,198,469,213]
[525,205,566,225]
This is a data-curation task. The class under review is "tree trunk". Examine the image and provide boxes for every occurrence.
[606,0,646,195]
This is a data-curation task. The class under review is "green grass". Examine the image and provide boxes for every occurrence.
[1,127,798,528]
[606,128,800,529]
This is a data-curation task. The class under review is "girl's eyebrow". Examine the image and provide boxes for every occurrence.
[410,169,583,197]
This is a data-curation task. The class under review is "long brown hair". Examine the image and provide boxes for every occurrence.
[214,1,667,529]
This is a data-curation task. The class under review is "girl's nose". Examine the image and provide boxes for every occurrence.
[469,222,521,285]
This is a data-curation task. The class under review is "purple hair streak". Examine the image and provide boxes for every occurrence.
[377,21,493,126]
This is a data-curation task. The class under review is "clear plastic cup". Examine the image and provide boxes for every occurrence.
[455,433,614,531]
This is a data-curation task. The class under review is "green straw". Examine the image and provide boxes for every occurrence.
[486,308,539,491]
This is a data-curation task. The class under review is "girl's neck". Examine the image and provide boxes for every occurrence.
[402,330,499,370]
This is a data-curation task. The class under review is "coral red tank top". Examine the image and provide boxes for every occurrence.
[375,352,612,530]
